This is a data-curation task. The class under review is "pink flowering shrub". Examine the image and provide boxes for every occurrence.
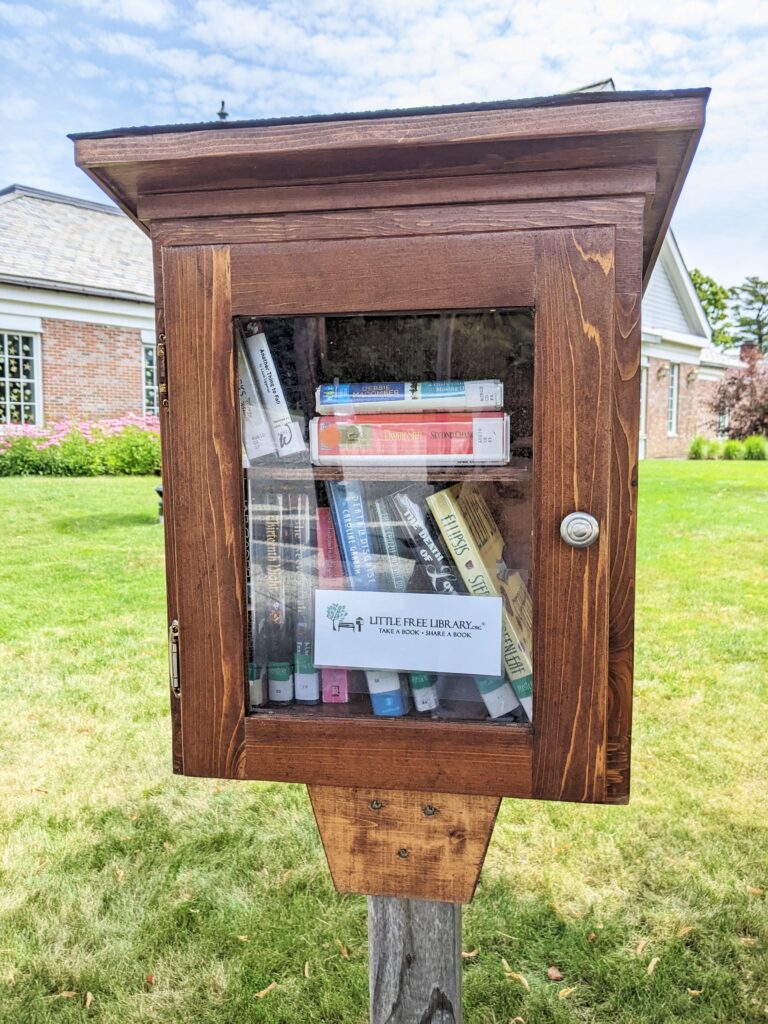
[0,415,161,475]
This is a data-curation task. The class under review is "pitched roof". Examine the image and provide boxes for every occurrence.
[0,184,153,301]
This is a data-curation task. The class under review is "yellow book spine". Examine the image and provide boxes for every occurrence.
[427,488,532,702]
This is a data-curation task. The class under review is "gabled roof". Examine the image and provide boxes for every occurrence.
[643,230,711,343]
[0,184,153,301]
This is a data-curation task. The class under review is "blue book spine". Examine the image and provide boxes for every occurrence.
[327,481,410,716]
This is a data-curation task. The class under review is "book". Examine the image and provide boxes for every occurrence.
[370,492,439,712]
[310,412,510,465]
[244,473,267,708]
[316,379,504,414]
[243,322,306,458]
[263,491,294,704]
[317,507,350,703]
[327,480,411,717]
[427,483,533,720]
[387,485,522,720]
[238,337,277,463]
[290,490,320,704]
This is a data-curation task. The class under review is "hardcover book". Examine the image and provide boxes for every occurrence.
[316,379,504,414]
[427,483,533,719]
[327,480,411,716]
[310,412,510,465]
[317,506,350,703]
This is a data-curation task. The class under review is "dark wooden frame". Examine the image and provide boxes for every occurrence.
[73,89,708,808]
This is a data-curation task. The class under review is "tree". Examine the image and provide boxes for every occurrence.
[711,346,768,439]
[731,276,768,354]
[690,268,734,349]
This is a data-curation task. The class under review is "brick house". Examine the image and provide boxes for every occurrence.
[1,182,738,456]
[0,184,156,426]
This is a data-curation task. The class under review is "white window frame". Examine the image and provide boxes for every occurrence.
[639,364,648,452]
[0,329,43,425]
[666,362,679,437]
[142,338,159,416]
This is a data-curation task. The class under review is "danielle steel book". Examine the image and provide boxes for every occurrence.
[316,379,503,414]
[310,412,510,465]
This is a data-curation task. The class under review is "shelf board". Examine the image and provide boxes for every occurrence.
[247,693,530,727]
[245,461,532,483]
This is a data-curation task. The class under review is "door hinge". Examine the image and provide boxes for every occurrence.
[168,618,181,698]
[157,333,169,410]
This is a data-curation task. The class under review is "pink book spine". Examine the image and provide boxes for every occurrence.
[317,507,350,703]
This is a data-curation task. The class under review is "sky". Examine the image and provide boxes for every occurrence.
[1,0,766,287]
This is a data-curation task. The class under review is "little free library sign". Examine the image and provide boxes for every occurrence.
[72,87,707,905]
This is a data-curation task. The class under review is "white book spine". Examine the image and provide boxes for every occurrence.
[237,341,277,462]
[316,380,503,414]
[244,329,306,458]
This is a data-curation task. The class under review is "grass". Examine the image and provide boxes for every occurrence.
[0,464,766,1023]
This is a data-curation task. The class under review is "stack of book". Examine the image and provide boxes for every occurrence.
[310,379,510,466]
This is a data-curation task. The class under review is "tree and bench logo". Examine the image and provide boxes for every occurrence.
[326,603,364,633]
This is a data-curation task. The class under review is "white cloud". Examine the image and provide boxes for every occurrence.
[0,2,49,28]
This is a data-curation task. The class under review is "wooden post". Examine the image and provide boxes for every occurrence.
[368,896,462,1024]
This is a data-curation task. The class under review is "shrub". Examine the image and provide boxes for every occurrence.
[688,435,708,459]
[706,440,722,460]
[743,434,768,460]
[722,439,744,460]
[0,416,160,476]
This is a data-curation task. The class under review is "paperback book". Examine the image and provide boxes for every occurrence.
[310,412,510,465]
[243,322,306,459]
[244,473,267,708]
[263,491,294,704]
[327,480,411,716]
[316,379,503,414]
[237,338,277,463]
[427,483,533,720]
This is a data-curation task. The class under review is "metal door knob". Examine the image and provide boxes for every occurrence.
[560,512,599,548]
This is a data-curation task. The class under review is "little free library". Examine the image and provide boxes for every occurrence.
[72,87,707,905]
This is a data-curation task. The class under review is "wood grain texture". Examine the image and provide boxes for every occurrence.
[246,716,532,797]
[310,786,499,903]
[75,95,707,167]
[532,227,614,802]
[369,897,462,1023]
[162,245,246,779]
[230,232,534,315]
[138,164,657,221]
[606,291,642,802]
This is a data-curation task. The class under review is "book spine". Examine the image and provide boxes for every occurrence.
[453,483,534,718]
[389,488,466,595]
[264,492,294,704]
[426,487,526,719]
[244,473,267,708]
[244,324,306,458]
[327,481,410,716]
[237,337,277,462]
[291,490,320,704]
[317,507,350,703]
[316,379,504,414]
[371,495,438,712]
[310,413,509,465]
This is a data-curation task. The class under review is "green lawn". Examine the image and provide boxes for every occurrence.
[0,464,766,1023]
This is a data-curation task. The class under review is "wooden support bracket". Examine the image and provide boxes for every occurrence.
[308,785,501,904]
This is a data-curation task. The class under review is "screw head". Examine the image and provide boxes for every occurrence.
[369,799,383,811]
[422,805,438,817]
[397,847,409,859]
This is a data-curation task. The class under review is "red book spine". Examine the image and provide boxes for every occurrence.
[317,507,350,703]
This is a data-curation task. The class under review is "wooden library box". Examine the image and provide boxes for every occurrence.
[73,88,707,902]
